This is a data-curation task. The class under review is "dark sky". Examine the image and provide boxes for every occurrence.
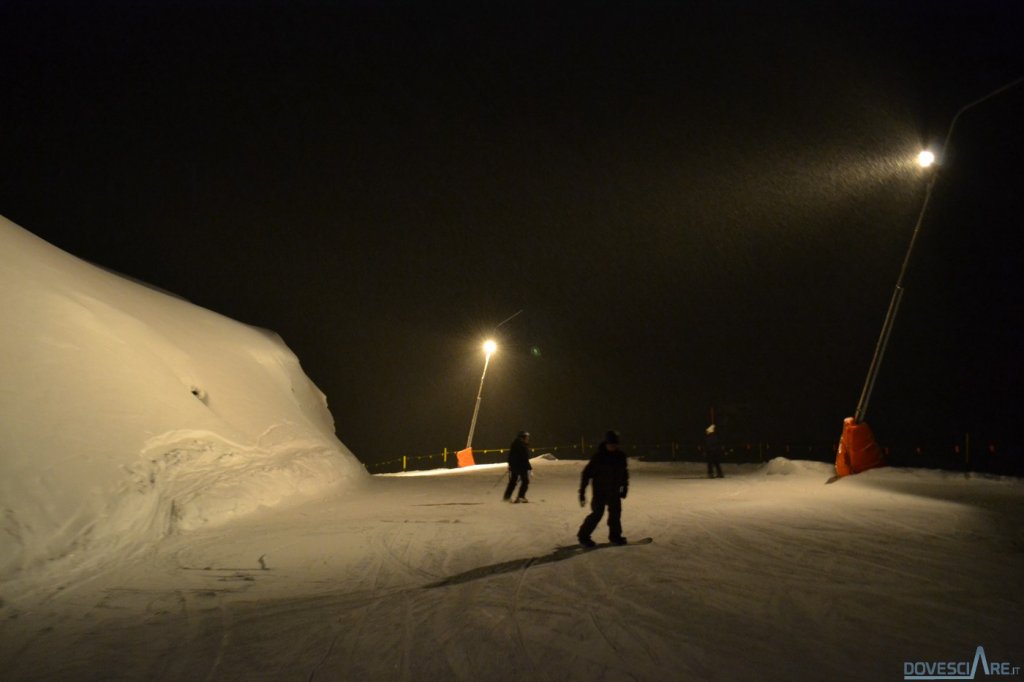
[2,0,1022,463]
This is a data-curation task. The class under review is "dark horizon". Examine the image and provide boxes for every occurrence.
[2,1,1022,464]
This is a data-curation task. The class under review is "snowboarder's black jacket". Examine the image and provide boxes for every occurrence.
[704,433,723,458]
[507,438,533,472]
[580,443,629,497]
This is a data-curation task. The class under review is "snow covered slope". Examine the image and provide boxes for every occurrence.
[2,459,1021,681]
[0,215,365,587]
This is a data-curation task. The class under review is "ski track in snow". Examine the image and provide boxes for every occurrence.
[2,460,1023,681]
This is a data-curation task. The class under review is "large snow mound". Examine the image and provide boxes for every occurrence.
[0,216,365,586]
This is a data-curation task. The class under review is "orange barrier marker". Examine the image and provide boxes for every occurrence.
[456,447,475,468]
[835,417,886,477]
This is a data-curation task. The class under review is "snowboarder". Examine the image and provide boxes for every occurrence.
[503,430,533,502]
[577,430,629,546]
[704,424,725,478]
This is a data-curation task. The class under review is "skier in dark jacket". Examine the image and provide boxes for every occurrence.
[704,424,724,478]
[577,430,629,546]
[503,431,533,503]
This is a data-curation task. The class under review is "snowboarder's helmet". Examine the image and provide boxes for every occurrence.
[518,431,529,439]
[605,430,620,444]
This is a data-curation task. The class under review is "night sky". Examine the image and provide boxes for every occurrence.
[2,1,1022,464]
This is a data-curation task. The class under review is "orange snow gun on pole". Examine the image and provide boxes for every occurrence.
[835,418,884,477]
[835,78,1024,480]
[456,447,475,467]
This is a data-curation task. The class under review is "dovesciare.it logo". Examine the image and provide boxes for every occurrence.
[905,646,1021,680]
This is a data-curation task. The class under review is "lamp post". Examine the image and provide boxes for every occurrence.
[853,76,1023,425]
[852,149,939,424]
[466,339,497,449]
[833,76,1022,480]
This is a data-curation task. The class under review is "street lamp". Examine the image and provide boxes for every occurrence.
[836,76,1023,478]
[854,77,1022,425]
[465,339,497,449]
[851,149,939,427]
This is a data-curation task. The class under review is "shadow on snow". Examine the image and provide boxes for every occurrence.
[423,540,651,589]
[422,547,586,589]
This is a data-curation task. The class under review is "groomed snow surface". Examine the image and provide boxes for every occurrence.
[2,459,1023,681]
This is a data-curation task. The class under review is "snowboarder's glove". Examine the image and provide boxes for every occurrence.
[620,487,628,499]
[578,490,586,507]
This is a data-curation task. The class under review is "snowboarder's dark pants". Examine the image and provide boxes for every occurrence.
[578,493,623,541]
[503,469,529,500]
[707,456,723,478]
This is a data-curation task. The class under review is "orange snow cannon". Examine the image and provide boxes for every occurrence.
[835,417,886,477]
[456,447,476,468]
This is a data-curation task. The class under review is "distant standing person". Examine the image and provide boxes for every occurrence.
[577,430,629,546]
[704,424,724,478]
[503,430,533,503]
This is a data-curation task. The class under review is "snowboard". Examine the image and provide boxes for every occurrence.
[557,536,653,551]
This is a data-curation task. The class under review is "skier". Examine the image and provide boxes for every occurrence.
[503,430,533,503]
[704,424,725,478]
[577,430,629,546]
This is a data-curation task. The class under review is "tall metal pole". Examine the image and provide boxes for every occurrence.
[466,349,494,449]
[853,77,1023,423]
[854,173,937,423]
[461,311,520,449]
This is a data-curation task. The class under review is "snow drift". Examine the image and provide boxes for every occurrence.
[0,215,365,585]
